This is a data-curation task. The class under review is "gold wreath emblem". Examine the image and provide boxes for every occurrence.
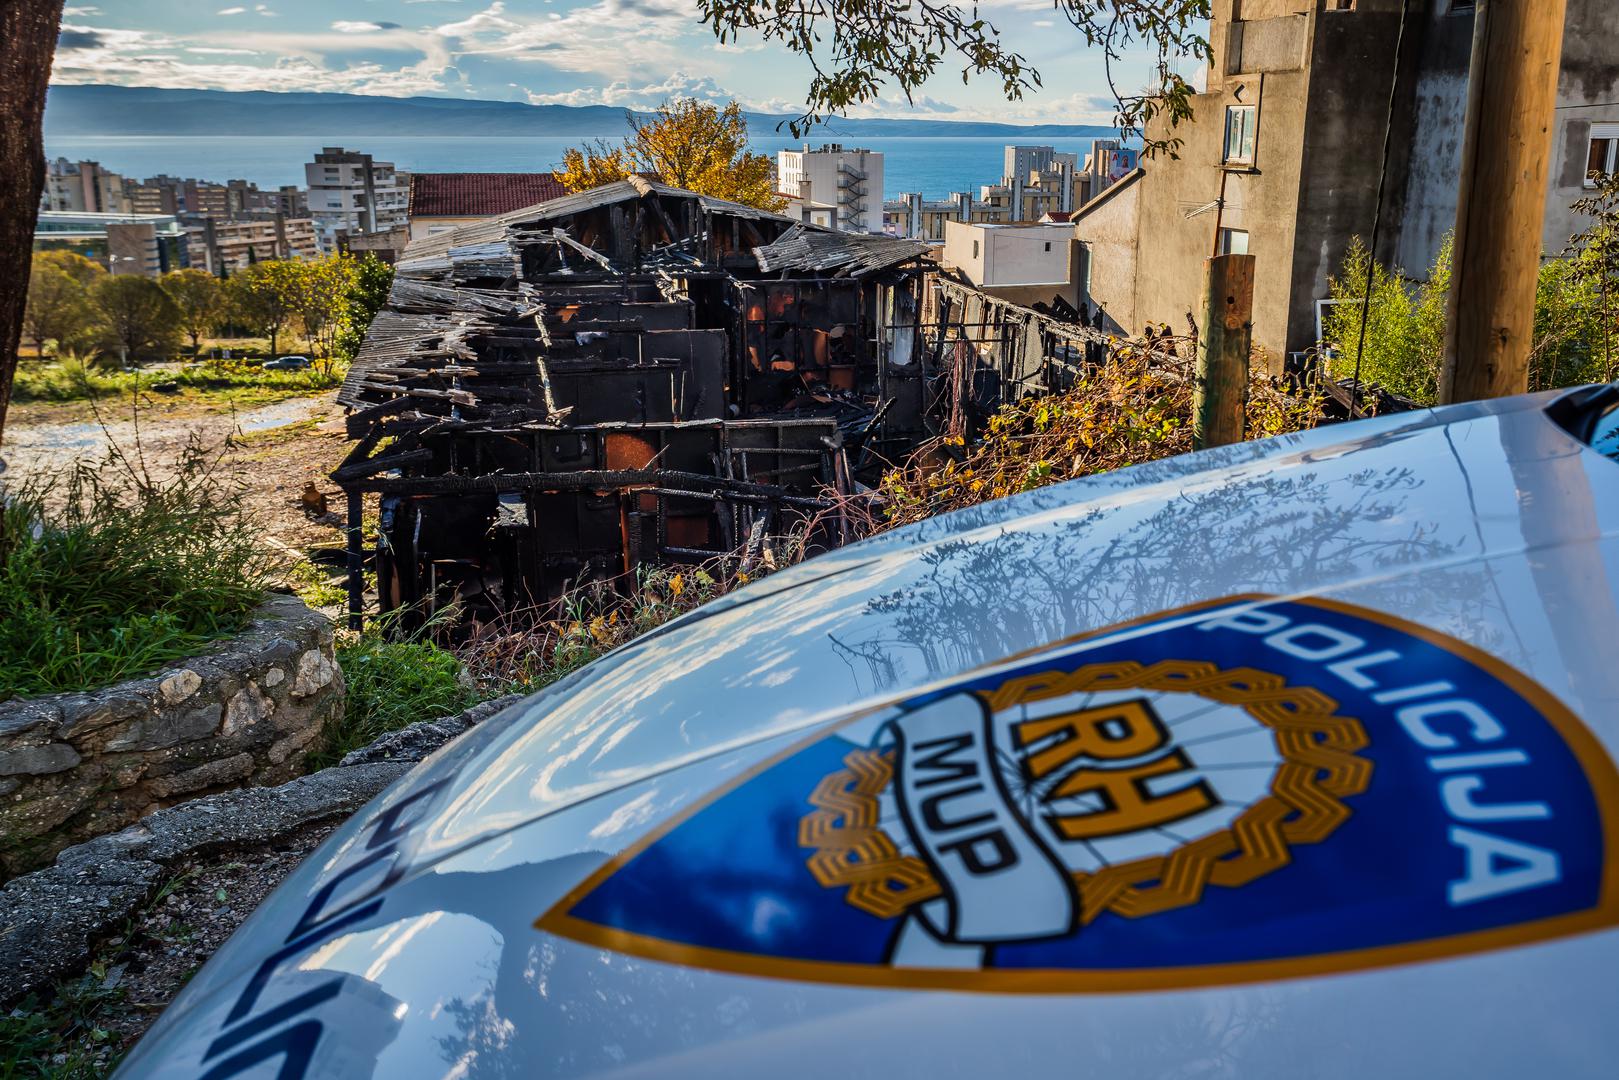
[799,659,1373,925]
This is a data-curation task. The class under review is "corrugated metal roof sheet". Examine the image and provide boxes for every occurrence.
[752,224,929,276]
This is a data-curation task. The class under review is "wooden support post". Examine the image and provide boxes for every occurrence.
[1440,0,1568,403]
[1194,253,1255,450]
[345,489,365,632]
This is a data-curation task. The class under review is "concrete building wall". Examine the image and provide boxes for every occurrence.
[105,222,163,277]
[1288,1,1424,358]
[1544,0,1619,255]
[942,220,990,283]
[1400,0,1619,272]
[1074,172,1144,332]
[1393,3,1474,274]
[1128,0,1316,366]
[1078,0,1619,366]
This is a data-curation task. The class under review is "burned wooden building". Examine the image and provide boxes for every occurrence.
[335,178,932,625]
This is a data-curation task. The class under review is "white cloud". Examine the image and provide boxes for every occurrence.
[63,6,101,15]
[525,72,791,114]
[48,0,1117,124]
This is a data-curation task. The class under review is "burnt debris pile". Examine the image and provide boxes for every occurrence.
[335,178,935,626]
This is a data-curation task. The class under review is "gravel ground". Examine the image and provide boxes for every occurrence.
[2,391,353,559]
[80,822,343,1068]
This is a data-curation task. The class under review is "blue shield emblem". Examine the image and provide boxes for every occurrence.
[540,596,1619,991]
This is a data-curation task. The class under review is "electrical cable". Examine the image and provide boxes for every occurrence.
[1351,0,1419,413]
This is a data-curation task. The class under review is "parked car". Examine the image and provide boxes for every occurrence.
[119,386,1619,1079]
[262,355,311,371]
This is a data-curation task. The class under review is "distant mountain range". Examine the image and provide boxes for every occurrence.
[44,85,1115,140]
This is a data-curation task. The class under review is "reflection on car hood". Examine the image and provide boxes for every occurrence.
[121,389,1619,1079]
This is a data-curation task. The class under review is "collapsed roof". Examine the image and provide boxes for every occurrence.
[334,179,933,625]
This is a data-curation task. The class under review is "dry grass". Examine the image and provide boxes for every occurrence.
[456,549,795,694]
[872,340,1326,530]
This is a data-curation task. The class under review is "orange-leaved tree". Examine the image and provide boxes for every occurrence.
[559,99,784,212]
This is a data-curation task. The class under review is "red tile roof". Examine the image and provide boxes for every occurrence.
[408,172,569,218]
[1042,210,1074,223]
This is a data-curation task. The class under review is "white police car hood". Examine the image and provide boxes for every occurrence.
[123,388,1619,1078]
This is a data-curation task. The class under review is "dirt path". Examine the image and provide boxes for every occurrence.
[1,392,353,557]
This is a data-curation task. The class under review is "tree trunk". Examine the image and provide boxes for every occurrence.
[0,1,66,448]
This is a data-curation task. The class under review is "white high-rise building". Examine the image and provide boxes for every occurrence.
[304,147,408,252]
[776,144,884,234]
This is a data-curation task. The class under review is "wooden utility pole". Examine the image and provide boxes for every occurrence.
[1194,253,1255,450]
[1440,0,1568,403]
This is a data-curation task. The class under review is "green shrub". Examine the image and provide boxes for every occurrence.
[1324,225,1619,404]
[0,438,271,699]
[311,624,480,769]
[1322,235,1447,404]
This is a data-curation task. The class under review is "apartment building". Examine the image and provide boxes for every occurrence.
[127,177,179,216]
[986,145,1081,222]
[41,159,131,214]
[305,147,409,251]
[185,216,319,276]
[776,145,884,233]
[884,192,977,241]
[882,140,1132,240]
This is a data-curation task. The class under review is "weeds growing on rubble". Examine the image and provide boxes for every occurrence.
[455,555,784,694]
[873,342,1327,530]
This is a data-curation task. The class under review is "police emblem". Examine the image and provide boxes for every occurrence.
[540,596,1619,991]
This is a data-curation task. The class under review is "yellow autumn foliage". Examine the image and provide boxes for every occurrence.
[558,98,785,212]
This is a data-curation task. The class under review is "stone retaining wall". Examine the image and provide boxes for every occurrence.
[0,694,523,1004]
[0,594,344,877]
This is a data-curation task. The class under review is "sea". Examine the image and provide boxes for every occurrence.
[40,134,1111,202]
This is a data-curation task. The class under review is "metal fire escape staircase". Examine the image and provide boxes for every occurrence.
[837,161,868,232]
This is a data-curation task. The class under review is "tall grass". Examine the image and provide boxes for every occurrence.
[309,613,480,769]
[0,436,272,699]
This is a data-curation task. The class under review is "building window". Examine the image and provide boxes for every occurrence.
[1044,241,1052,252]
[1219,228,1250,256]
[1224,105,1258,166]
[1328,0,1356,10]
[973,239,980,258]
[1448,0,1475,12]
[1587,124,1619,186]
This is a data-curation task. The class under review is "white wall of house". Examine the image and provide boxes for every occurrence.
[943,221,1074,287]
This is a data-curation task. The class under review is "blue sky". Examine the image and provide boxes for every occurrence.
[52,1,1202,123]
